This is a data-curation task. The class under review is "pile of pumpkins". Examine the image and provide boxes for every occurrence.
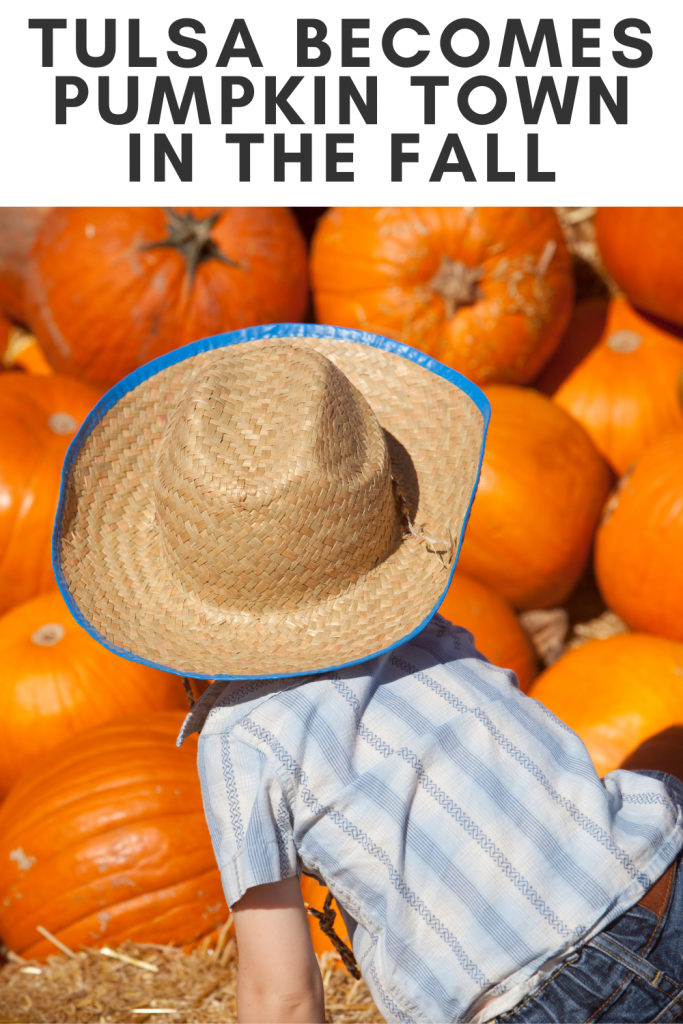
[0,205,681,964]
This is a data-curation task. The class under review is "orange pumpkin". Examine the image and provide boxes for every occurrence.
[596,208,683,328]
[0,308,8,362]
[437,572,537,691]
[620,726,683,781]
[534,297,609,396]
[554,298,683,475]
[0,711,228,958]
[594,432,683,642]
[528,633,683,776]
[26,207,309,389]
[458,386,611,609]
[311,207,573,386]
[0,373,101,614]
[0,591,188,799]
[0,207,52,324]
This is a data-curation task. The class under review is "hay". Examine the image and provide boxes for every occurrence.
[518,608,569,668]
[0,943,384,1024]
[565,610,629,651]
[519,605,630,669]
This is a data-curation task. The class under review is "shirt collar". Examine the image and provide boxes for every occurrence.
[176,672,322,746]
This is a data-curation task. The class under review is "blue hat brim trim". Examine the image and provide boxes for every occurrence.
[52,322,490,681]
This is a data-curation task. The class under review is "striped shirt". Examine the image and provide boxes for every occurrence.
[180,615,683,1023]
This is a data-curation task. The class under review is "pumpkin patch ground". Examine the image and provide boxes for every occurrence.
[1,205,682,1022]
[0,941,384,1023]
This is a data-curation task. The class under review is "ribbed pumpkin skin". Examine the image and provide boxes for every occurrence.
[26,207,309,389]
[0,374,101,614]
[0,712,228,958]
[0,208,52,324]
[0,592,187,798]
[528,634,683,776]
[595,433,683,642]
[311,207,573,386]
[596,208,683,328]
[438,572,537,691]
[534,297,609,396]
[458,386,612,609]
[554,298,683,475]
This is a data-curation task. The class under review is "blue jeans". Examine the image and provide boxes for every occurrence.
[495,772,683,1023]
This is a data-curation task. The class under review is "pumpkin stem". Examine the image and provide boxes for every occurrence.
[429,255,483,319]
[48,412,78,435]
[142,209,240,282]
[31,623,66,647]
[606,330,643,353]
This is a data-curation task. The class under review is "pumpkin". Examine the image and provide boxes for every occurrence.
[25,207,309,389]
[1,324,53,376]
[0,309,8,363]
[310,207,574,386]
[0,373,101,614]
[554,298,683,475]
[458,386,611,609]
[437,572,537,691]
[528,633,683,776]
[620,726,683,781]
[0,208,52,324]
[596,207,683,328]
[0,591,188,799]
[594,432,683,642]
[635,309,683,343]
[0,711,229,959]
[534,297,609,396]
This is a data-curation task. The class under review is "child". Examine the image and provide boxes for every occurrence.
[55,325,683,1023]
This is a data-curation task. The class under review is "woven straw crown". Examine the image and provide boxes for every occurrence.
[55,326,488,679]
[156,342,399,612]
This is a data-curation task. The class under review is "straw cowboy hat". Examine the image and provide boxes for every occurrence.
[54,324,489,680]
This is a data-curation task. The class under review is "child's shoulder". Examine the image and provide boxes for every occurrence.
[398,611,483,661]
[179,612,518,747]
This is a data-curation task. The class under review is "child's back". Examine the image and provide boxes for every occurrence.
[185,615,683,1023]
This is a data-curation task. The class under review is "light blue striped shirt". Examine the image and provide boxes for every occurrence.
[180,615,683,1023]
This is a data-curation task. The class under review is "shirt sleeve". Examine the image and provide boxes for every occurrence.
[197,730,299,909]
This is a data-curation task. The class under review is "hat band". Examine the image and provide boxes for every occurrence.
[391,475,454,570]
